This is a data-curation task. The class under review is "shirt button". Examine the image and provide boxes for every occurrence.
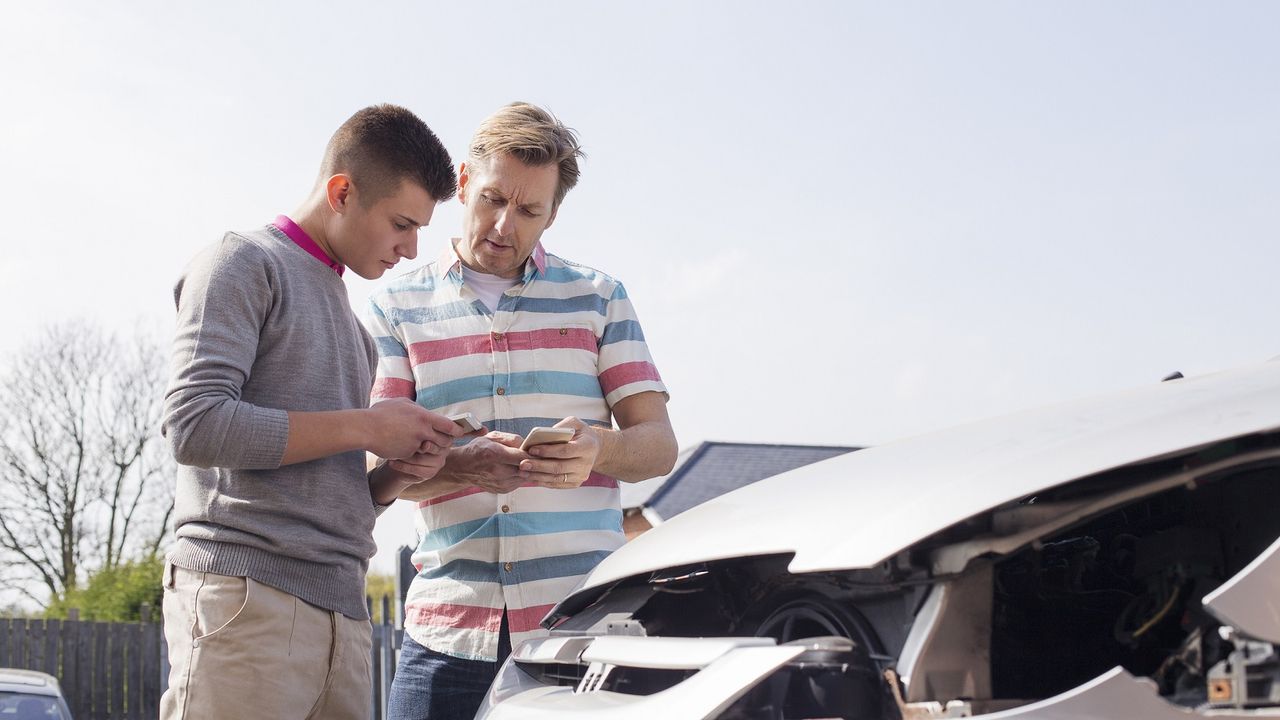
[559,328,568,336]
[493,332,504,341]
[503,562,513,572]
[501,505,510,513]
[496,387,506,396]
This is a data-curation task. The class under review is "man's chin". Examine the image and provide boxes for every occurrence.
[352,265,388,281]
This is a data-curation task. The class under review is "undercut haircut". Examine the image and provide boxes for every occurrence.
[468,102,584,208]
[319,104,457,206]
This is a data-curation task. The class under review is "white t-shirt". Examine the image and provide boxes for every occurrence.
[461,265,521,312]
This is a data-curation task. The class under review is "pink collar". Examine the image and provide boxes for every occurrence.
[273,215,344,276]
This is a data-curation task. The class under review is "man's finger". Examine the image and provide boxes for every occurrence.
[526,442,578,459]
[428,413,467,437]
[518,459,572,476]
[485,432,525,448]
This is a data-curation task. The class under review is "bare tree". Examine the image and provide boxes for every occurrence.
[0,322,174,606]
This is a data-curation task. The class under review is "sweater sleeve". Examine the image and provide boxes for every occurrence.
[161,235,290,469]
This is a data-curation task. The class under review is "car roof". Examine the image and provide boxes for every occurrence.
[574,358,1280,595]
[0,668,61,696]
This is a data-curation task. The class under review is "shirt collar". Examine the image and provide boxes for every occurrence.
[273,215,344,276]
[439,239,547,284]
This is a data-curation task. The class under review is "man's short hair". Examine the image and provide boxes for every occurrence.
[320,104,457,205]
[468,102,584,208]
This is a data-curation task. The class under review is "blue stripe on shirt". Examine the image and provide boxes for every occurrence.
[383,300,477,326]
[419,550,614,584]
[382,274,438,294]
[375,335,408,358]
[516,294,609,316]
[417,371,603,407]
[601,320,646,346]
[418,510,624,552]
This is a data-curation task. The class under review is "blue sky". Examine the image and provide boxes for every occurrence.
[2,2,1278,574]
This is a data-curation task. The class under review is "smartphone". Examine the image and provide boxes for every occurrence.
[447,412,483,433]
[519,426,575,451]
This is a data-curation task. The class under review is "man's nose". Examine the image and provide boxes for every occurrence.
[399,236,418,260]
[494,207,515,236]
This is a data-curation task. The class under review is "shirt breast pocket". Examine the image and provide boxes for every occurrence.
[530,323,601,397]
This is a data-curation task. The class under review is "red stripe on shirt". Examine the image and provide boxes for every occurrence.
[507,603,557,634]
[372,377,415,400]
[418,486,487,508]
[599,361,662,396]
[582,472,618,489]
[519,327,597,353]
[407,328,596,366]
[408,334,492,365]
[405,602,501,632]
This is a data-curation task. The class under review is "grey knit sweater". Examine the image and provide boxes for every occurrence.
[162,225,379,620]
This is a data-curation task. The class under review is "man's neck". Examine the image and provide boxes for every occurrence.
[292,195,340,266]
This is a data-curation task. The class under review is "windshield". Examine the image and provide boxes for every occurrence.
[0,691,71,720]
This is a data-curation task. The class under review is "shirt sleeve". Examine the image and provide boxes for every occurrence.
[161,236,289,469]
[597,281,668,408]
[366,296,416,402]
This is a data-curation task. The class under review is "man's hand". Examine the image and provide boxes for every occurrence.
[365,398,463,460]
[519,417,602,489]
[448,432,530,494]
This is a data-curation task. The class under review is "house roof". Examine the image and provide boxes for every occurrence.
[619,445,700,510]
[638,441,861,523]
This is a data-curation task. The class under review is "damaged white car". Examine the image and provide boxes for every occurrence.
[477,359,1280,719]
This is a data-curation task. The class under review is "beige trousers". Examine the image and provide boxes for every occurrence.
[159,562,372,720]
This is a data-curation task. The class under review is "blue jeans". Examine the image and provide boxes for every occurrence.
[387,612,512,720]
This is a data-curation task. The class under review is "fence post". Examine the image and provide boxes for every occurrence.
[144,612,161,719]
[0,618,10,666]
[43,619,60,677]
[11,618,27,668]
[76,618,93,718]
[91,622,107,716]
[109,622,125,718]
[61,611,78,719]
[128,619,143,718]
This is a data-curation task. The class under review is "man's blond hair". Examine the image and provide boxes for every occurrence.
[468,102,584,207]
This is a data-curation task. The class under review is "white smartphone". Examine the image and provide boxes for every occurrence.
[447,412,483,433]
[519,426,575,451]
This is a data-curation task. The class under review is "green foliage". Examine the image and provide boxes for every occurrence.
[46,556,165,622]
[41,562,401,624]
[366,571,397,625]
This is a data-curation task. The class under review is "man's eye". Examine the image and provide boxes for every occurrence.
[482,193,502,205]
[521,208,540,218]
[394,223,409,231]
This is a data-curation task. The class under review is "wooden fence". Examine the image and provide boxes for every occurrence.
[0,608,162,719]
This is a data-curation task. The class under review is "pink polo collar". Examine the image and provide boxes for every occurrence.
[273,215,344,276]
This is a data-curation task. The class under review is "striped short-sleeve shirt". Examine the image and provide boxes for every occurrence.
[366,241,668,661]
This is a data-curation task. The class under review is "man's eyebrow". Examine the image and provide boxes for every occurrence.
[396,213,424,227]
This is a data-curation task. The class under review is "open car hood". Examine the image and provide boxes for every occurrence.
[574,360,1280,598]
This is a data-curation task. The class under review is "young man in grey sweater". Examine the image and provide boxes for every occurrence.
[160,105,466,720]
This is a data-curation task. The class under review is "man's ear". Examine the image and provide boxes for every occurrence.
[457,163,469,204]
[326,174,353,214]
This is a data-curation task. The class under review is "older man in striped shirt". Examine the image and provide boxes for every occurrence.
[368,102,678,719]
